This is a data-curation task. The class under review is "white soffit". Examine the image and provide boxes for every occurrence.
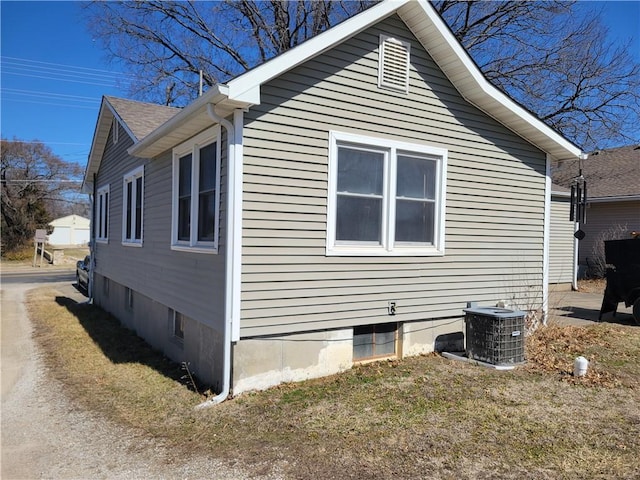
[397,0,581,161]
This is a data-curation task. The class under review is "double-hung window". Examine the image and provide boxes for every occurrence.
[122,166,144,245]
[172,126,221,253]
[327,131,447,256]
[96,185,109,243]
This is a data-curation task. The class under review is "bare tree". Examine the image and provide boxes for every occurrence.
[1,138,84,253]
[85,1,639,149]
[84,0,376,106]
[434,0,640,150]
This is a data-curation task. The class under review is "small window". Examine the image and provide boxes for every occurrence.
[172,310,185,341]
[122,166,144,245]
[172,127,221,253]
[112,117,119,145]
[327,131,447,256]
[96,185,109,243]
[103,277,109,297]
[125,287,133,310]
[353,323,397,361]
[378,35,410,93]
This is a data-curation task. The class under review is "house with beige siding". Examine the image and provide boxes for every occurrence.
[552,145,640,276]
[549,185,577,290]
[83,0,582,401]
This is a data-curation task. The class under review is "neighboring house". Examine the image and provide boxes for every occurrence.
[47,214,90,246]
[549,185,577,290]
[83,0,582,399]
[552,145,640,271]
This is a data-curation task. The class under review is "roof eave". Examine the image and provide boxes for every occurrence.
[128,85,252,159]
[589,195,640,203]
[82,98,113,194]
[397,0,582,162]
[124,0,583,163]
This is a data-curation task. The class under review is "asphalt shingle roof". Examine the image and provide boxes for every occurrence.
[552,145,640,198]
[105,96,181,141]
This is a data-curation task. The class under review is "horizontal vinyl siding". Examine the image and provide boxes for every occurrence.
[239,16,546,337]
[94,122,227,328]
[549,197,575,284]
[578,200,640,265]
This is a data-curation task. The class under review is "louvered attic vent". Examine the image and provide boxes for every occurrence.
[378,35,410,94]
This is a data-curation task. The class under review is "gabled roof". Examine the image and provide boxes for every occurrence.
[107,96,180,140]
[552,145,640,200]
[129,0,582,162]
[82,96,179,192]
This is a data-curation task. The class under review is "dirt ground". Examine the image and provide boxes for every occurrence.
[0,266,264,480]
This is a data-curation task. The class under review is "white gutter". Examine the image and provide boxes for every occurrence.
[587,195,640,203]
[197,104,243,408]
[128,84,228,158]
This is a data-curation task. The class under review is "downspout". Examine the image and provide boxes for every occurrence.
[542,154,551,326]
[572,222,579,291]
[89,173,96,304]
[197,103,242,407]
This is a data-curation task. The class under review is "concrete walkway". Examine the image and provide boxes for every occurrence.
[549,288,636,327]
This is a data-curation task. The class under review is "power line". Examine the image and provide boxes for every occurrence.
[1,88,99,102]
[1,56,136,78]
[1,71,125,88]
[1,56,135,89]
[1,140,89,146]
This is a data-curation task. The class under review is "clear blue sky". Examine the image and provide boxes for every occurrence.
[1,0,639,172]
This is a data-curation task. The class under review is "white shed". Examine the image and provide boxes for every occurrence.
[47,215,90,246]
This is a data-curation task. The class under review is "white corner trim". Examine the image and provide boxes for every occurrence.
[542,154,551,324]
[230,109,244,342]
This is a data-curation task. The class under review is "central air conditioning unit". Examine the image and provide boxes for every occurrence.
[464,307,526,366]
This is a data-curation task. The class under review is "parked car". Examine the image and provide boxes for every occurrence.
[76,255,90,292]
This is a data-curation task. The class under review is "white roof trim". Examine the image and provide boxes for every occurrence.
[396,1,580,161]
[128,0,582,162]
[588,195,640,203]
[226,0,406,102]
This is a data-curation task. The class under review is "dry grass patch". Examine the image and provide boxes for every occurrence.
[28,287,640,480]
[577,278,606,293]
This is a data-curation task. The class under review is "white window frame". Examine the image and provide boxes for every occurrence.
[171,126,221,253]
[96,184,109,243]
[327,131,447,257]
[122,165,144,246]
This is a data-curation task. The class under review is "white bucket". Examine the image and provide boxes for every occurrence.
[573,356,589,377]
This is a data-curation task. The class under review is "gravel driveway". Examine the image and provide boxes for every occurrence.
[1,267,256,480]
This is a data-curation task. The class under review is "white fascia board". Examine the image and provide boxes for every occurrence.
[128,84,229,157]
[226,0,410,102]
[588,195,640,203]
[402,0,582,161]
[83,98,113,193]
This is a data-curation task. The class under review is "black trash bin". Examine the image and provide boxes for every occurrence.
[464,307,526,366]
